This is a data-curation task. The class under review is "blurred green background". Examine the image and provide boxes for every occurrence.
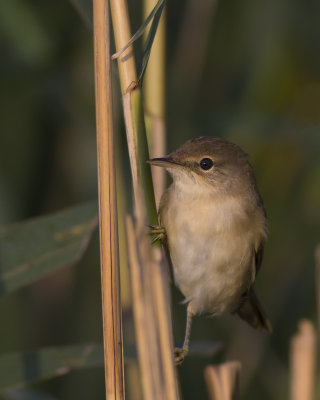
[0,0,320,399]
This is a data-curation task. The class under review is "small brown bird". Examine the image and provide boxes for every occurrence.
[148,136,272,364]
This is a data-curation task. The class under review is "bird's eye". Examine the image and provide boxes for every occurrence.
[200,157,214,170]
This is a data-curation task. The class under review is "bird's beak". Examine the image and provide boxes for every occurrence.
[147,157,181,168]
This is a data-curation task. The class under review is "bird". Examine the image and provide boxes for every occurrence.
[147,136,272,365]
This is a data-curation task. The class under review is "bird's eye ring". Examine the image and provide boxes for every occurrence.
[200,157,214,170]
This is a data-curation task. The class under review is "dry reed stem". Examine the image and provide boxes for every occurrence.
[126,213,179,400]
[126,216,154,400]
[143,0,166,207]
[110,0,137,94]
[152,245,177,398]
[205,361,241,400]
[93,1,124,399]
[290,319,316,400]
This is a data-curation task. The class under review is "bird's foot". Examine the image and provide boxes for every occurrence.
[148,225,166,244]
[174,345,189,366]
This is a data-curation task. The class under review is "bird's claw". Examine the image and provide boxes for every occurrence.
[174,345,189,366]
[148,225,166,243]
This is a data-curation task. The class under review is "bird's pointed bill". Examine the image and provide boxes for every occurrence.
[147,157,181,168]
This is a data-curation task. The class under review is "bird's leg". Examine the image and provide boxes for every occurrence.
[149,224,166,244]
[175,305,194,365]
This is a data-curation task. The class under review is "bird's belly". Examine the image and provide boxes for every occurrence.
[164,203,254,315]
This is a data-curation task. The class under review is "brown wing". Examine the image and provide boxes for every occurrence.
[255,240,264,275]
[235,239,272,332]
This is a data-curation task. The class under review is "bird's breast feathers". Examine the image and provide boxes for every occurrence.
[160,184,266,315]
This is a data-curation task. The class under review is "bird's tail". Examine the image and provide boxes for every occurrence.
[236,289,272,333]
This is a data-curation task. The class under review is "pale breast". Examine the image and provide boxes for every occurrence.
[160,184,266,315]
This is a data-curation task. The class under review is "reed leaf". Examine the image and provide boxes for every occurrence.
[0,201,98,295]
[112,0,165,61]
[0,343,148,392]
[0,344,104,391]
[2,388,60,400]
[69,0,92,28]
[138,0,165,82]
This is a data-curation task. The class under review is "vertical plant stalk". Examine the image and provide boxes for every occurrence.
[93,1,124,399]
[110,0,156,223]
[290,320,316,400]
[315,244,320,331]
[204,361,241,400]
[110,1,179,399]
[126,214,178,400]
[143,0,166,206]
